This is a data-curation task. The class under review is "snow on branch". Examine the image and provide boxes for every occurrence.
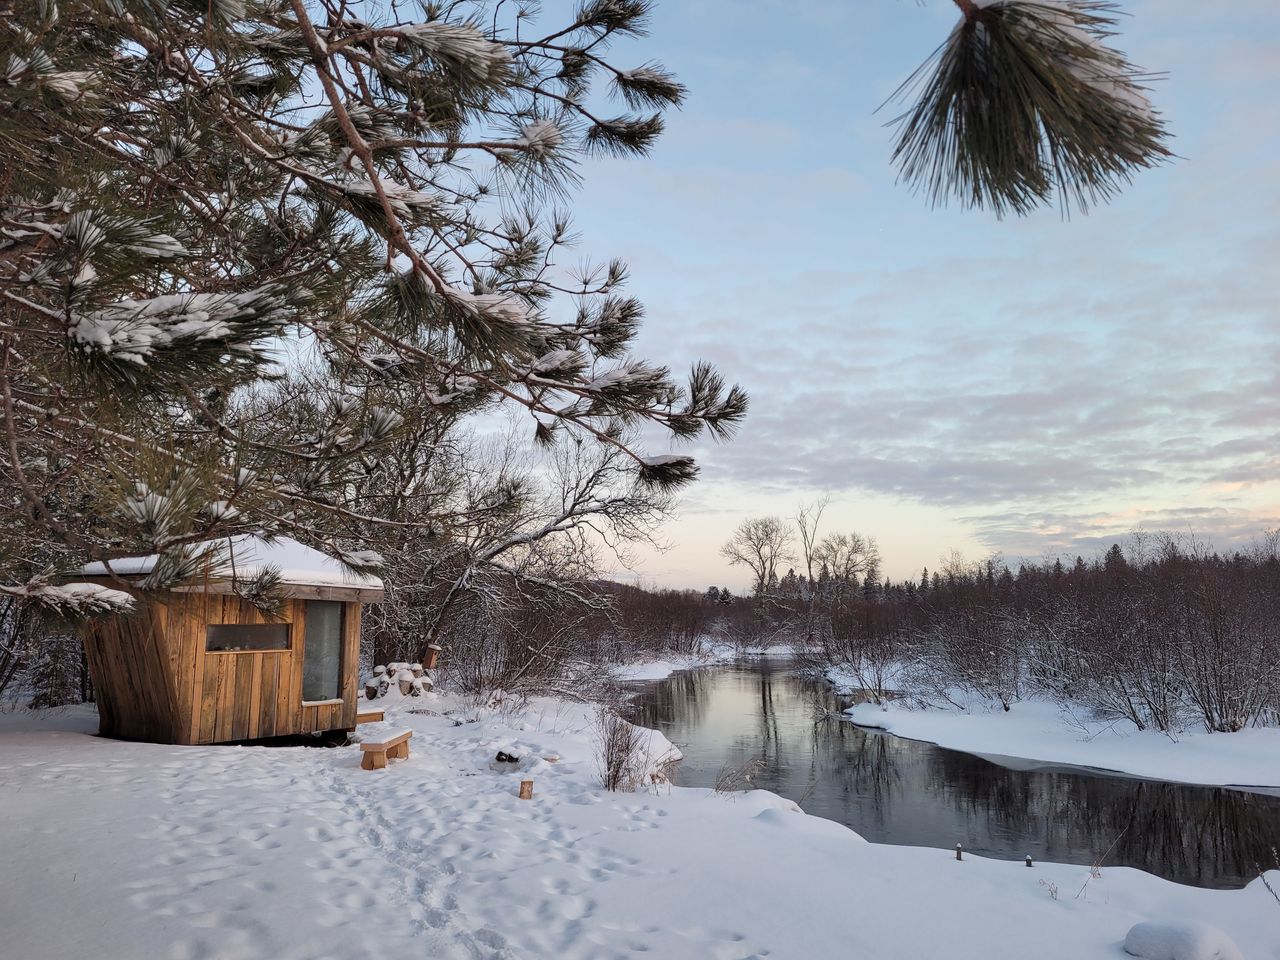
[394,21,511,86]
[66,286,292,367]
[514,119,563,158]
[0,581,135,617]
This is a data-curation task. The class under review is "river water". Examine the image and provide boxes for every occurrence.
[623,657,1280,889]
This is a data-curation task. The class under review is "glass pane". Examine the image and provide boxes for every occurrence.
[206,623,290,652]
[302,601,344,701]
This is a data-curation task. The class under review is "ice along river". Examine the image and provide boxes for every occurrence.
[624,657,1280,889]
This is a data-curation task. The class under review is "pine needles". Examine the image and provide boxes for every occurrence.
[890,1,1172,216]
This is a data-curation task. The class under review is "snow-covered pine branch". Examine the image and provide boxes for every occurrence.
[0,0,742,611]
[0,581,135,617]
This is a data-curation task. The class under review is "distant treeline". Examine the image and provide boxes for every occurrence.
[710,532,1280,735]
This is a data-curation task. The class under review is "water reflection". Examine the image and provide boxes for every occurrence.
[625,658,1280,889]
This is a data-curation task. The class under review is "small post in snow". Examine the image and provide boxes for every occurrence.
[1025,854,1033,868]
[519,779,534,800]
[955,843,963,862]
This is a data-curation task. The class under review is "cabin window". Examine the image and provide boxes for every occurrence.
[302,601,344,701]
[205,623,290,652]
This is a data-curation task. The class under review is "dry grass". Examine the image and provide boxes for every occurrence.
[713,757,764,796]
[594,707,647,792]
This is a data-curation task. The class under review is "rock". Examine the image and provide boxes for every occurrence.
[1123,921,1244,960]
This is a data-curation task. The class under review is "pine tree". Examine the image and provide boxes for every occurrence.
[780,567,799,598]
[890,0,1171,215]
[0,0,746,611]
[1104,543,1128,575]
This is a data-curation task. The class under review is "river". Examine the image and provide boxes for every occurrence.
[623,656,1280,889]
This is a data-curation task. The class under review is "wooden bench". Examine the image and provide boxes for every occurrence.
[356,707,385,725]
[359,727,412,770]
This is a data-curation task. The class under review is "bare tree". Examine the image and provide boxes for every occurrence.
[815,532,881,595]
[721,517,795,597]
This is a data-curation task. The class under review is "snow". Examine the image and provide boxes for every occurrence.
[444,285,532,325]
[1,699,1276,960]
[78,535,383,591]
[530,349,582,374]
[822,661,914,696]
[67,288,287,364]
[338,176,440,220]
[968,0,1157,123]
[585,363,654,390]
[639,453,692,467]
[516,119,562,156]
[352,721,412,744]
[844,694,1280,789]
[612,656,706,683]
[395,21,511,77]
[2,580,135,614]
[608,641,776,683]
[1123,921,1244,960]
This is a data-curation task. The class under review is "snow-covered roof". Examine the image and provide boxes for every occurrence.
[79,536,383,599]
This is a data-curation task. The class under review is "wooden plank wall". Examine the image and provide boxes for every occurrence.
[84,588,361,745]
[184,595,359,743]
[83,604,180,742]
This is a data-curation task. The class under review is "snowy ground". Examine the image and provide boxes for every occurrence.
[843,694,1280,790]
[2,693,1278,960]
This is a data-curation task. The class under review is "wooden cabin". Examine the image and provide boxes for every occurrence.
[77,537,384,745]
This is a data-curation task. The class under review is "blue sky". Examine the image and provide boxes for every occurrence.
[547,0,1280,588]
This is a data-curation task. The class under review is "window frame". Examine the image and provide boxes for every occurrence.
[204,621,292,654]
[300,600,346,704]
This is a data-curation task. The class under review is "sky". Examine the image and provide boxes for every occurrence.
[542,0,1280,590]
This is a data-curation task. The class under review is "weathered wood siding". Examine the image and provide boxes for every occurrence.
[82,587,361,745]
[82,604,181,742]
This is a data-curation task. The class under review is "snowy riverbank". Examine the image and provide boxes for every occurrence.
[841,688,1280,790]
[609,642,792,683]
[1,695,1277,960]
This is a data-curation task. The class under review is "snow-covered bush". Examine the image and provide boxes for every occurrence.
[1122,921,1243,960]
